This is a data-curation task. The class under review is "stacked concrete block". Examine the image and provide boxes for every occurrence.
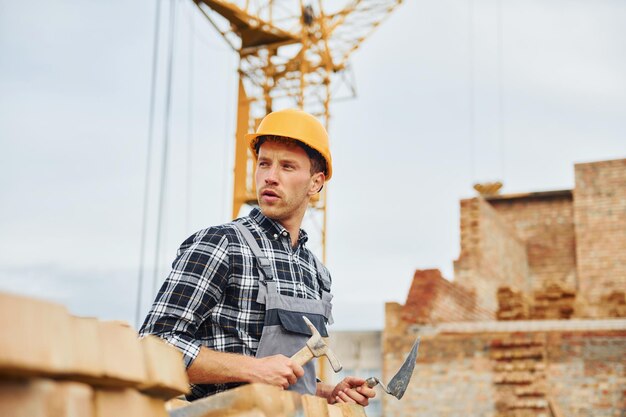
[0,379,93,417]
[98,320,148,387]
[302,395,329,416]
[497,287,530,320]
[497,281,578,321]
[95,388,168,417]
[68,317,104,382]
[167,383,369,417]
[0,291,189,416]
[140,335,190,398]
[0,292,73,378]
[0,291,372,415]
[531,281,575,320]
[490,335,549,417]
[328,403,367,417]
[600,290,626,318]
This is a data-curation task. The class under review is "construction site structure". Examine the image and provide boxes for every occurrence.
[193,0,403,259]
[381,157,626,417]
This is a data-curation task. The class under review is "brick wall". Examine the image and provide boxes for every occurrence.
[384,334,496,417]
[487,191,577,291]
[454,197,530,314]
[401,269,491,324]
[574,158,626,308]
[381,158,626,416]
[383,303,497,417]
[383,304,626,417]
[546,330,626,416]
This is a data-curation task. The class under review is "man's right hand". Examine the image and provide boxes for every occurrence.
[247,354,305,389]
[187,348,304,389]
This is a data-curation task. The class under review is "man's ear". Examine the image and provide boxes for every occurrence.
[309,172,326,196]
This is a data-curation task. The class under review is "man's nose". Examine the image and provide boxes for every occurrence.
[264,165,279,184]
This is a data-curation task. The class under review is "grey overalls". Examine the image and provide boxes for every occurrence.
[234,222,334,395]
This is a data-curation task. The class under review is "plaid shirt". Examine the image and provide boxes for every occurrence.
[139,208,331,399]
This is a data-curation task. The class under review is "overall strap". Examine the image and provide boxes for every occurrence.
[311,253,332,292]
[234,222,274,282]
[311,252,334,325]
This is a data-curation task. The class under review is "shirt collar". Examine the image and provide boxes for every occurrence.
[249,208,309,245]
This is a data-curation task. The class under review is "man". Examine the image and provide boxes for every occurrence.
[140,109,375,406]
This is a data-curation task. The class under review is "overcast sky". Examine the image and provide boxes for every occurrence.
[1,0,625,330]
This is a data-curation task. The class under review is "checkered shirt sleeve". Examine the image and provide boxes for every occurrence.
[139,227,230,367]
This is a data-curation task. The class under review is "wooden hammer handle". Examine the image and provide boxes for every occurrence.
[290,346,315,366]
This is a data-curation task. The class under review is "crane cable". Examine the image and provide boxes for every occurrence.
[222,53,235,221]
[186,2,195,233]
[467,0,507,187]
[468,0,476,184]
[135,0,163,329]
[497,0,506,182]
[152,0,178,298]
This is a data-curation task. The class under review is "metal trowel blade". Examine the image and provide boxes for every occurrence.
[386,336,420,399]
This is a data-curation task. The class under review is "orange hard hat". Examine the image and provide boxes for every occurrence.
[246,108,333,180]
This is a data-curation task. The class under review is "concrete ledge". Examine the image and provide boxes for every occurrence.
[416,319,626,334]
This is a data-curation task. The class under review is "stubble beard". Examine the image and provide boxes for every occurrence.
[259,192,309,224]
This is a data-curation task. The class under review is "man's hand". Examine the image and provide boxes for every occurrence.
[248,354,305,389]
[187,347,304,389]
[327,376,376,406]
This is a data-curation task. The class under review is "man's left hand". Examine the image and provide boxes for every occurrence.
[328,376,376,406]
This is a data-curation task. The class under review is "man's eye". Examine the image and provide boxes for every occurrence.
[258,161,269,167]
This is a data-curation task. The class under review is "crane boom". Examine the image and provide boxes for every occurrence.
[194,0,403,260]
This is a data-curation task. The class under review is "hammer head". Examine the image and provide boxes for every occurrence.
[302,316,342,373]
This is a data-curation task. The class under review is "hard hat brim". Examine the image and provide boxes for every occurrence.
[245,132,332,180]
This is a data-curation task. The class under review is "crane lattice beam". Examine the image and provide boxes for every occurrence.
[193,0,403,260]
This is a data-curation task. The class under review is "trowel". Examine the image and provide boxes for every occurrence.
[365,336,420,400]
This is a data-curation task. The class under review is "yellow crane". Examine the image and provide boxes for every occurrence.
[193,0,403,260]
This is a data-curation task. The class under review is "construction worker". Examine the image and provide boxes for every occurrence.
[140,109,376,406]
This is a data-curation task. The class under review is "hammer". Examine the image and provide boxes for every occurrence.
[290,316,342,372]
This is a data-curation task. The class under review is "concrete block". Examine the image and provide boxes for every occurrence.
[95,388,167,417]
[282,389,303,415]
[98,321,148,387]
[0,378,93,417]
[0,292,72,378]
[327,404,343,417]
[165,397,190,410]
[171,383,300,417]
[227,411,267,417]
[53,382,95,417]
[302,394,329,417]
[67,316,104,381]
[139,335,190,399]
[335,403,368,417]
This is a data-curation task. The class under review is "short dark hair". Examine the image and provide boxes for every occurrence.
[255,135,327,176]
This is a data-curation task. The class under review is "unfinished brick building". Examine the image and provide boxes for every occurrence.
[384,158,626,417]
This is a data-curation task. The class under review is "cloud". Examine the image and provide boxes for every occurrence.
[0,264,145,325]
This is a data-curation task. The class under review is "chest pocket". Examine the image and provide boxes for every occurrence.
[264,309,329,337]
